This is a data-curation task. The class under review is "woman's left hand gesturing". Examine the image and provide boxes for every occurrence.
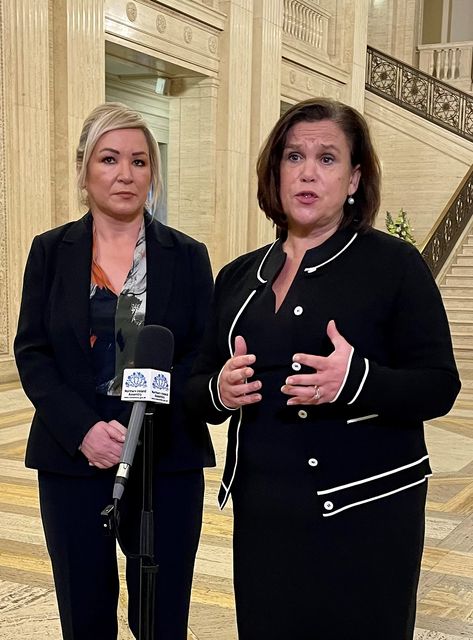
[281,320,353,405]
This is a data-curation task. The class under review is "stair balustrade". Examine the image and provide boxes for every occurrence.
[366,46,473,143]
[421,165,473,278]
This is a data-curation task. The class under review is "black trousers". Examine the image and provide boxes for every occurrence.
[38,467,204,640]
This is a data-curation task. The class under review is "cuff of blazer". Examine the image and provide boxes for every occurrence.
[209,368,239,415]
[332,350,370,406]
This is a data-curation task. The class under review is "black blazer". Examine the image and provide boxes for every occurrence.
[188,227,461,512]
[15,212,216,475]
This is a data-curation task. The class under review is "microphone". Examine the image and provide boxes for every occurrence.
[113,325,174,500]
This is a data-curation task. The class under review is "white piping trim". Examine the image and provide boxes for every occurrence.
[209,376,223,412]
[227,290,257,356]
[218,408,243,510]
[347,358,369,405]
[304,233,358,273]
[330,346,354,403]
[256,241,277,283]
[316,454,430,495]
[322,477,428,517]
[214,368,239,411]
[347,413,378,424]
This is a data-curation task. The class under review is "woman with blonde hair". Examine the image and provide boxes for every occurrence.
[15,102,215,639]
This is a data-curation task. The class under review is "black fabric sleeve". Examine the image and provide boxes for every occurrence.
[171,241,214,406]
[336,246,461,420]
[186,267,238,424]
[14,236,101,456]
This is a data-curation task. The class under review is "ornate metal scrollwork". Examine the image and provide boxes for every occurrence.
[421,168,473,277]
[366,46,473,143]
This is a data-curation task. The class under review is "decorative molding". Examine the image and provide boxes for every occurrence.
[105,0,220,77]
[208,35,217,54]
[184,25,193,44]
[143,0,225,31]
[156,13,166,33]
[281,61,345,103]
[126,1,137,21]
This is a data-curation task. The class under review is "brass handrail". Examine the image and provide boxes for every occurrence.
[420,165,473,277]
[366,46,473,142]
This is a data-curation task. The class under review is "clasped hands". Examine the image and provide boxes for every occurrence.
[80,420,127,469]
[218,320,352,409]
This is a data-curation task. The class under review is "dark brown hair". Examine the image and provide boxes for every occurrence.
[256,97,381,232]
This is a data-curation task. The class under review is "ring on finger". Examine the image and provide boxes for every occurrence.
[313,385,321,401]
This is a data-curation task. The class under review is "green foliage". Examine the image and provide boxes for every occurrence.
[385,208,416,245]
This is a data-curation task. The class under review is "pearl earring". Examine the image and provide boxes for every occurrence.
[347,195,355,205]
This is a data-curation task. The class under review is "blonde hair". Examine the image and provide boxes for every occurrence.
[76,102,161,212]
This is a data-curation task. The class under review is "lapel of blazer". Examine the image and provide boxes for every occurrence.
[145,218,176,326]
[58,213,93,359]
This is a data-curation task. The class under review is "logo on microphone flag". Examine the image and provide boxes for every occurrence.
[122,368,171,404]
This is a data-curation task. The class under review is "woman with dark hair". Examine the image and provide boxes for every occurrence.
[15,102,215,639]
[188,98,460,639]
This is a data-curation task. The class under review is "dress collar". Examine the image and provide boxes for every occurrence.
[256,226,359,284]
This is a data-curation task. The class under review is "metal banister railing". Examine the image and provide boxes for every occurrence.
[421,165,473,277]
[366,46,473,143]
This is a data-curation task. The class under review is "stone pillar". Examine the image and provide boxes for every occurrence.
[167,77,219,261]
[346,0,369,113]
[2,0,52,377]
[51,0,105,226]
[247,0,283,252]
[214,0,253,269]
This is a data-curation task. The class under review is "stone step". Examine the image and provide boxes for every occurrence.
[461,245,473,256]
[452,334,473,348]
[449,320,473,334]
[445,309,473,322]
[456,358,473,380]
[455,255,473,265]
[444,275,473,287]
[442,296,473,310]
[451,265,473,276]
[440,286,473,297]
[452,345,473,361]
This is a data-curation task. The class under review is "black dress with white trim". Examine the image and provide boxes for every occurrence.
[188,225,460,639]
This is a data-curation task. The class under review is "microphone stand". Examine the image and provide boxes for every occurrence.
[139,405,159,640]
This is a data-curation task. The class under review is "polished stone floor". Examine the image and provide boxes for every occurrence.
[0,379,471,639]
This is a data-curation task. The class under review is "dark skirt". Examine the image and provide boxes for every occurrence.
[231,466,426,640]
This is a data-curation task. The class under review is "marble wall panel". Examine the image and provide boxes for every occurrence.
[365,93,473,244]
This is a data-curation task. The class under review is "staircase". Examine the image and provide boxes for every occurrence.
[439,228,473,385]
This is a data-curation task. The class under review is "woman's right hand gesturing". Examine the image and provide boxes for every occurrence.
[218,335,262,409]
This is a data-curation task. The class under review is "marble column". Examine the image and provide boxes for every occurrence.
[51,0,105,227]
[247,0,283,252]
[2,0,52,379]
[345,0,369,113]
[214,0,253,269]
[167,77,219,261]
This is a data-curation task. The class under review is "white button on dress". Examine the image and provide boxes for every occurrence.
[291,362,301,371]
[298,410,308,419]
[324,501,334,511]
[294,306,303,316]
[308,458,318,467]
